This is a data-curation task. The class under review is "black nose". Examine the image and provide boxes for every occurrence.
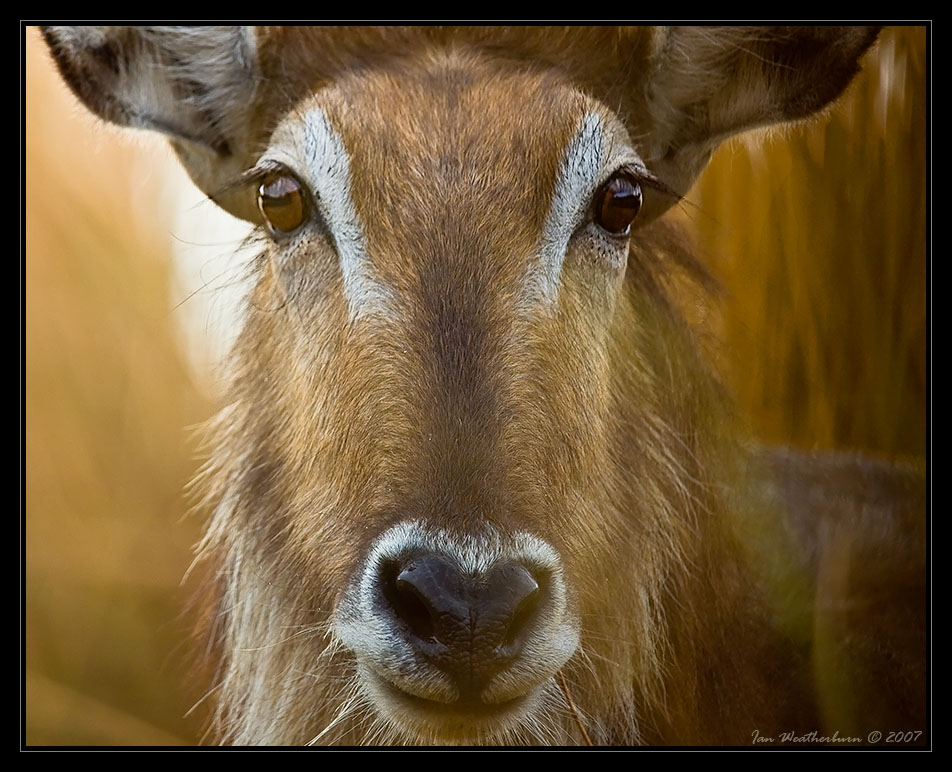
[382,554,542,702]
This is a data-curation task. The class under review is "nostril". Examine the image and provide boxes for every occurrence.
[501,586,540,649]
[495,565,541,651]
[390,566,436,643]
[382,556,464,645]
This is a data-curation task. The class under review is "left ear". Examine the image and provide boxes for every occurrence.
[631,26,880,200]
[41,25,262,222]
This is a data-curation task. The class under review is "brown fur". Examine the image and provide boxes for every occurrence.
[41,26,924,746]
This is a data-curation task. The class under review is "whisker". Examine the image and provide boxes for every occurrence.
[306,687,363,746]
[557,670,594,747]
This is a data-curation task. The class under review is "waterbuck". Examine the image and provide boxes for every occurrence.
[40,25,926,746]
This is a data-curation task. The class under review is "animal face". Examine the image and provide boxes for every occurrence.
[205,52,685,744]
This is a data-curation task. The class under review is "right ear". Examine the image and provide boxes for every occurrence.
[41,25,262,222]
[623,25,881,212]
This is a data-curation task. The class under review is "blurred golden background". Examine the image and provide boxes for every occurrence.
[24,26,927,745]
[691,27,927,456]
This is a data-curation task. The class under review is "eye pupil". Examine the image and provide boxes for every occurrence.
[595,174,643,235]
[258,173,307,236]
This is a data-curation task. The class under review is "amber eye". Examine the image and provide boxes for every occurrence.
[594,173,643,236]
[257,172,308,236]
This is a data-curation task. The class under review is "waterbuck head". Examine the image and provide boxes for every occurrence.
[42,26,881,745]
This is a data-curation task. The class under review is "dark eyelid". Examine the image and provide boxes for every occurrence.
[577,165,677,239]
[214,161,290,201]
[619,164,681,202]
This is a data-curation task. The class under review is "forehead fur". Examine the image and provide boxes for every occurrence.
[290,51,599,292]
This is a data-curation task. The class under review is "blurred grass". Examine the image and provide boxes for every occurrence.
[689,26,927,457]
[24,26,927,746]
[25,27,211,745]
